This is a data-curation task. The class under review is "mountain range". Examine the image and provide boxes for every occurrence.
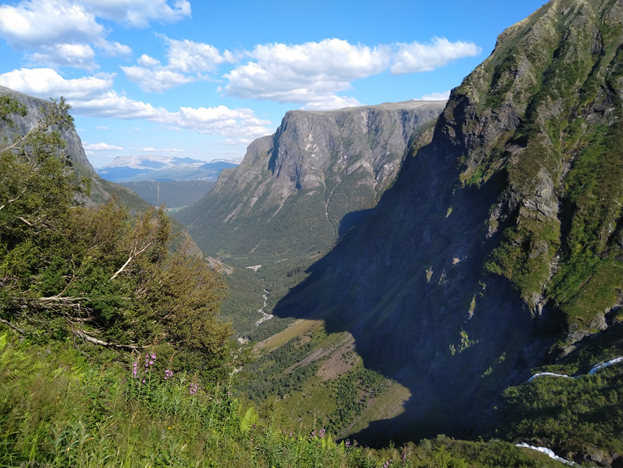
[2,0,622,464]
[97,154,238,183]
[175,0,623,463]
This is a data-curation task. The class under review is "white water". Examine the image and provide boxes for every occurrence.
[255,290,273,326]
[588,356,623,375]
[516,443,574,465]
[528,356,623,382]
[527,372,571,382]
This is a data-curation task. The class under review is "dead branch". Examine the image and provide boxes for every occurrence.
[0,120,42,155]
[110,241,153,280]
[17,216,34,226]
[40,296,90,303]
[72,329,146,350]
[0,187,27,212]
[67,317,94,323]
[0,318,25,336]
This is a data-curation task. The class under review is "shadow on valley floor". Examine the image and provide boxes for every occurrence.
[269,147,563,448]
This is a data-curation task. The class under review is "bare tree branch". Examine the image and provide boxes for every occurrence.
[72,329,146,350]
[0,187,27,212]
[0,120,42,155]
[110,241,153,280]
[40,296,90,303]
[0,318,25,336]
[17,216,34,226]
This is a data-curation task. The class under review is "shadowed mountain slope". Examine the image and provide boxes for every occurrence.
[273,0,623,451]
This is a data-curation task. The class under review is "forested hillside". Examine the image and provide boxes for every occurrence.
[0,88,571,468]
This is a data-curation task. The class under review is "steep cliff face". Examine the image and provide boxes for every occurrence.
[274,0,623,446]
[177,101,444,329]
[0,85,147,208]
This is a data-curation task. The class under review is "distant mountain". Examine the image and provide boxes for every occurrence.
[175,100,445,331]
[97,155,238,183]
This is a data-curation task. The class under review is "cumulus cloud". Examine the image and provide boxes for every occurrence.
[0,68,272,138]
[79,0,191,28]
[122,37,237,92]
[220,37,479,109]
[223,39,390,106]
[0,0,190,70]
[83,142,124,151]
[121,66,195,93]
[418,90,451,101]
[390,38,481,75]
[301,95,362,111]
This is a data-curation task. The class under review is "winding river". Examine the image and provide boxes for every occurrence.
[255,290,273,326]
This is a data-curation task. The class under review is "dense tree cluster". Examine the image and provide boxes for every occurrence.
[0,97,233,378]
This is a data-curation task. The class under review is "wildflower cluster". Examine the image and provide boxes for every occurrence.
[382,458,393,467]
[190,382,198,396]
[164,369,174,380]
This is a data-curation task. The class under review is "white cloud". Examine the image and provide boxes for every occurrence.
[390,38,481,75]
[0,0,189,70]
[0,68,273,138]
[301,95,362,111]
[121,65,195,93]
[27,43,97,70]
[0,0,103,50]
[122,36,237,92]
[136,147,184,153]
[221,37,479,109]
[96,125,108,129]
[0,68,113,99]
[418,90,451,101]
[83,142,124,151]
[223,39,390,106]
[79,0,191,28]
[137,54,160,67]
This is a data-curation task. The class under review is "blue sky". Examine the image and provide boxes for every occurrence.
[0,0,548,167]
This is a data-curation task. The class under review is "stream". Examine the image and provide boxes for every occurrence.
[255,290,273,326]
[527,356,623,382]
[518,356,623,464]
[515,444,574,466]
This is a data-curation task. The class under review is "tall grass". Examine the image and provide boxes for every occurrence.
[0,333,569,467]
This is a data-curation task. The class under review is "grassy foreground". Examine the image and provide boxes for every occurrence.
[0,331,570,468]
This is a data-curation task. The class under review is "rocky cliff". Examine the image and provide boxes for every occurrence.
[272,0,623,452]
[176,101,444,329]
[0,85,147,209]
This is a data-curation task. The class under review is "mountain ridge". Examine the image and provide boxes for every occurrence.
[175,99,445,331]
